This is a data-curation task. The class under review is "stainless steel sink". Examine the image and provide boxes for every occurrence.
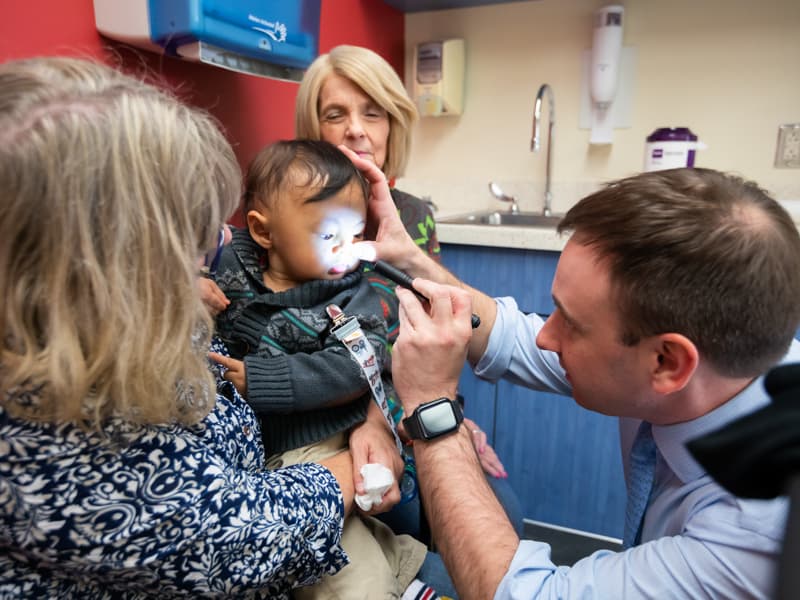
[438,210,562,228]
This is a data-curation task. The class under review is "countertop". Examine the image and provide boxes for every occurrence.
[437,221,568,251]
[436,199,800,252]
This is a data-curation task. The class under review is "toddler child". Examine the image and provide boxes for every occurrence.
[208,140,433,600]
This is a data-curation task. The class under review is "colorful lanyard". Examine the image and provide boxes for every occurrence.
[326,303,418,504]
[326,303,403,453]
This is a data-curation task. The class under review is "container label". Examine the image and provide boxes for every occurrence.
[644,141,699,171]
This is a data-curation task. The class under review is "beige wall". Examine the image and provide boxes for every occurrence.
[398,0,800,217]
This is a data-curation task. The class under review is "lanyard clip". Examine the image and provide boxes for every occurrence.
[326,303,361,341]
[326,303,347,327]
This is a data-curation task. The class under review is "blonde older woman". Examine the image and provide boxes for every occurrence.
[295,44,439,259]
[295,45,524,542]
[0,56,359,599]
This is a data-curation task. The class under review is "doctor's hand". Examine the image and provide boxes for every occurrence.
[392,279,473,415]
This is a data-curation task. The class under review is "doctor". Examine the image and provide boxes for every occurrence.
[348,149,800,599]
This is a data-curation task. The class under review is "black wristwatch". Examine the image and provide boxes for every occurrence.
[402,397,464,441]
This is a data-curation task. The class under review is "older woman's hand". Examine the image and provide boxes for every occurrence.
[338,145,421,271]
[464,417,508,479]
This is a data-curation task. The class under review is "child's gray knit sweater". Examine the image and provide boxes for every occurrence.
[213,228,396,455]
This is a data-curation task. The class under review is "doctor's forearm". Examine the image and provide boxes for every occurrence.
[414,426,518,600]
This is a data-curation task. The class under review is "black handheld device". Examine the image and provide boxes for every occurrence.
[371,260,481,329]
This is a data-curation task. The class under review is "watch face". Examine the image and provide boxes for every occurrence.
[420,400,458,436]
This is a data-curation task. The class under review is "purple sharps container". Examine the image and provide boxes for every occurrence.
[644,127,699,172]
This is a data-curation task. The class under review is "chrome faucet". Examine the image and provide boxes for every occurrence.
[531,84,555,217]
[488,181,519,214]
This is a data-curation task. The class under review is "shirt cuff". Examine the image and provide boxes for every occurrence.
[475,297,519,382]
[494,539,558,600]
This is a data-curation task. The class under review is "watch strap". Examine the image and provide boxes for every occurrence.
[403,408,426,440]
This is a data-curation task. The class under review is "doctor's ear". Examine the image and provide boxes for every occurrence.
[247,209,272,250]
[651,333,699,394]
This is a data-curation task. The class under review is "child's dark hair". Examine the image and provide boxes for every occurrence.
[244,139,369,213]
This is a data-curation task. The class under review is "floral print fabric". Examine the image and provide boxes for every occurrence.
[0,348,347,599]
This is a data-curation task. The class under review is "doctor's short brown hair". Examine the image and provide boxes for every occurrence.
[558,167,800,378]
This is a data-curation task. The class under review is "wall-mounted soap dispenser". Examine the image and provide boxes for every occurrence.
[579,4,636,145]
[412,39,465,117]
[588,5,623,144]
[590,5,624,113]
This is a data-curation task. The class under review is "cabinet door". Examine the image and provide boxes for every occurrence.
[441,244,549,442]
[440,244,551,440]
[440,242,561,438]
[494,385,625,536]
[441,243,625,538]
[456,362,497,445]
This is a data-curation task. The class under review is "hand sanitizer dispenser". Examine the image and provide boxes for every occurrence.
[590,5,624,110]
[588,5,623,143]
[413,39,465,117]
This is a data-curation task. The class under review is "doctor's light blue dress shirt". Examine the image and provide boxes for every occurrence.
[474,297,792,600]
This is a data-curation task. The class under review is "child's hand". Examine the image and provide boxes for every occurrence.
[197,277,230,316]
[350,415,402,515]
[208,352,247,396]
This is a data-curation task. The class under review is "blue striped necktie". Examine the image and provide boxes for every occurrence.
[623,421,657,548]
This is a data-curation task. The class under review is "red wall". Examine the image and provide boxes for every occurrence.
[0,0,404,171]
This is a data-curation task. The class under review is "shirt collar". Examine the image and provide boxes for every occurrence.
[652,340,800,483]
[653,376,769,482]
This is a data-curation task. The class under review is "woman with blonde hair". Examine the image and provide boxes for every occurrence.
[0,56,362,598]
[295,44,439,259]
[295,45,524,544]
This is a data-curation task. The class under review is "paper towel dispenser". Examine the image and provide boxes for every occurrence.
[93,0,321,82]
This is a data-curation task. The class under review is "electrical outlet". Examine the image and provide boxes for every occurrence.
[775,123,800,168]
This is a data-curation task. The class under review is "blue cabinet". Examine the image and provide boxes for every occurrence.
[441,243,626,538]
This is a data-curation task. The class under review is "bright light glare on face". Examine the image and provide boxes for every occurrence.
[352,242,376,262]
[313,207,366,275]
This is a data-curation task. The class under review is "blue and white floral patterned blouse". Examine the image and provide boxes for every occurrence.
[0,373,347,598]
